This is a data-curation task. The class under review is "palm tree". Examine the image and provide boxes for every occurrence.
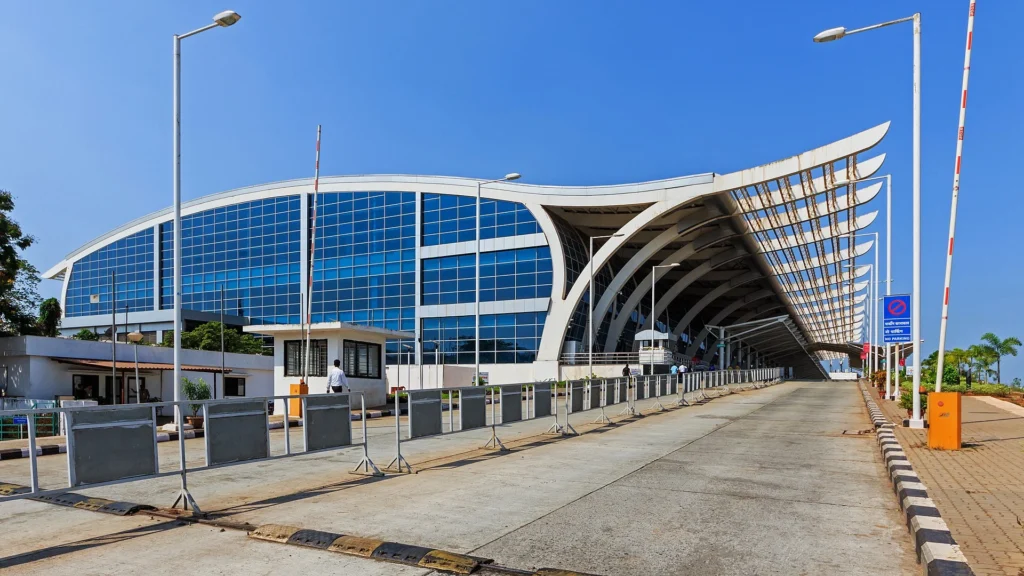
[980,333,1021,384]
[947,348,968,377]
[966,344,989,385]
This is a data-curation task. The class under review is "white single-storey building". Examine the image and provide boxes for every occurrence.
[244,322,414,410]
[0,336,273,408]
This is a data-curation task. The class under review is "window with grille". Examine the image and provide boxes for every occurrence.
[224,377,246,396]
[343,340,381,379]
[284,339,328,377]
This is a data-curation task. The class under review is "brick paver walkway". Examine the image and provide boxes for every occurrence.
[876,389,1024,576]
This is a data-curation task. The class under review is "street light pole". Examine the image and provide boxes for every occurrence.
[172,10,241,428]
[474,173,520,387]
[814,13,922,426]
[588,234,623,380]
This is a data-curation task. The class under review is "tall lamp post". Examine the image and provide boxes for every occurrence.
[845,259,874,378]
[474,173,521,386]
[848,231,880,378]
[172,10,241,428]
[815,12,922,427]
[834,175,893,398]
[128,331,144,403]
[588,234,623,379]
[650,264,680,376]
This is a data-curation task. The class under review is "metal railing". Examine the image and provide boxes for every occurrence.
[0,392,377,513]
[386,367,788,472]
[0,399,59,440]
[0,367,788,510]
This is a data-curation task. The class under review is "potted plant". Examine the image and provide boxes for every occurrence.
[899,391,927,418]
[182,377,211,428]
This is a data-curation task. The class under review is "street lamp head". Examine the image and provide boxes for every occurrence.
[503,173,521,181]
[127,331,144,343]
[213,10,241,27]
[813,26,847,42]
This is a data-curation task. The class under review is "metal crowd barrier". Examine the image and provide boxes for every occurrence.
[0,392,377,513]
[383,367,792,473]
[0,368,789,507]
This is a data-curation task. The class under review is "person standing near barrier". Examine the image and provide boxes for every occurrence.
[327,359,350,393]
[621,364,630,378]
[670,364,678,376]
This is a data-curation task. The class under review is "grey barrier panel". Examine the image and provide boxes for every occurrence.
[500,384,523,424]
[660,378,669,397]
[533,383,552,417]
[605,380,616,405]
[67,406,156,487]
[457,387,487,431]
[303,394,352,452]
[635,376,647,400]
[617,379,629,403]
[570,381,585,413]
[409,389,444,438]
[589,382,602,410]
[207,400,269,466]
[670,376,677,395]
[649,378,659,398]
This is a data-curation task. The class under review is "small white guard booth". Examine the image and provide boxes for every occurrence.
[244,322,414,411]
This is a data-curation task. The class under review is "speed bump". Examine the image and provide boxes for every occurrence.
[328,535,384,557]
[534,569,603,576]
[418,549,480,573]
[247,523,482,574]
[0,482,31,496]
[249,523,301,543]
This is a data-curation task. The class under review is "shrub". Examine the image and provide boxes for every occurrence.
[942,365,961,388]
[899,391,927,412]
[182,377,211,418]
[969,383,1011,397]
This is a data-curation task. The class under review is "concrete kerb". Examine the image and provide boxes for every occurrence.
[857,382,974,576]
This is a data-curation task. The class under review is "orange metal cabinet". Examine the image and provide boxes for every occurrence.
[289,383,308,418]
[927,392,962,450]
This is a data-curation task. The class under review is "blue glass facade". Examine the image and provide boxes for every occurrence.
[66,228,153,317]
[310,191,416,331]
[160,196,302,324]
[421,254,475,305]
[67,188,555,365]
[479,247,552,302]
[421,194,542,246]
[421,312,546,365]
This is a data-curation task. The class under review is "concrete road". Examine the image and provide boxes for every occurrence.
[0,381,917,575]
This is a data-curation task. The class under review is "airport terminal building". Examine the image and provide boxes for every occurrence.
[44,124,889,384]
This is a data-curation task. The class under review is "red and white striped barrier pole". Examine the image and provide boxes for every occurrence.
[303,125,322,382]
[934,1,977,392]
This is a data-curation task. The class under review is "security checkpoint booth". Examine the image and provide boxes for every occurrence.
[634,329,678,374]
[243,321,414,411]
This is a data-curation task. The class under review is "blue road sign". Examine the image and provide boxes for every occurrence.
[883,295,912,343]
[12,416,27,425]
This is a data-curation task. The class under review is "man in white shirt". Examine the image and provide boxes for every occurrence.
[327,359,349,393]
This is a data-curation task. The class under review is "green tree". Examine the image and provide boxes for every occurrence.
[72,328,99,341]
[37,297,61,337]
[0,191,41,336]
[942,364,960,388]
[980,332,1021,384]
[161,322,267,355]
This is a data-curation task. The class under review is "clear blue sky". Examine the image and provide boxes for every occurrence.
[2,1,1021,380]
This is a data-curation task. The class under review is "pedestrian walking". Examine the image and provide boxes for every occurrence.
[327,359,349,393]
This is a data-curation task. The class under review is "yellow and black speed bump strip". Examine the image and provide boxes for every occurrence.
[534,569,603,576]
[249,524,487,574]
[0,482,155,516]
[0,482,32,496]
